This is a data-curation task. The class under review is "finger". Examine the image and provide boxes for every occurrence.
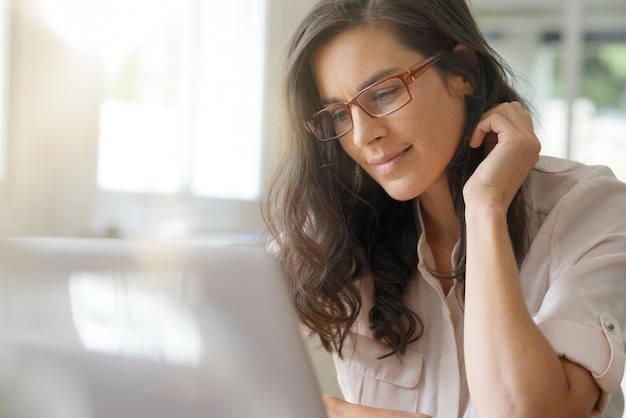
[495,102,534,132]
[483,101,525,117]
[468,111,514,149]
[469,102,533,149]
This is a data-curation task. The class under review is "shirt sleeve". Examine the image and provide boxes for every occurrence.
[531,171,626,411]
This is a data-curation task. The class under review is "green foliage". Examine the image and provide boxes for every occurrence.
[553,41,626,113]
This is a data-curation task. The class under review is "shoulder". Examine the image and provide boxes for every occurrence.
[523,156,626,266]
[525,156,625,220]
[527,156,626,204]
[523,156,626,248]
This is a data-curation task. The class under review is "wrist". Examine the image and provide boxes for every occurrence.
[465,200,508,224]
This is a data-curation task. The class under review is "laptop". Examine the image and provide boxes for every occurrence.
[0,237,326,418]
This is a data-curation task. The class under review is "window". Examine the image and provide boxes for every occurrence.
[98,0,266,200]
[478,9,626,182]
[0,0,308,238]
[542,32,626,179]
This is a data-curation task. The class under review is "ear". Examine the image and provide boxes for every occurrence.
[448,74,474,98]
[447,44,475,97]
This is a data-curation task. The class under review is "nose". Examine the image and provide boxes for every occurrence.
[349,106,385,148]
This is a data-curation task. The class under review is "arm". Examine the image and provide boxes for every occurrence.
[323,396,432,418]
[462,102,601,418]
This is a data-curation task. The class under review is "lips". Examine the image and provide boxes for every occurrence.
[368,146,411,175]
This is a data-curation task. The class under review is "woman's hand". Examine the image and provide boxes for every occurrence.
[322,395,432,418]
[463,101,540,210]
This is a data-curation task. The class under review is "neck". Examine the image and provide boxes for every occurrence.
[419,180,460,276]
[419,181,460,243]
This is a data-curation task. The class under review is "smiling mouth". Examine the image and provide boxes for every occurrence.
[369,146,411,175]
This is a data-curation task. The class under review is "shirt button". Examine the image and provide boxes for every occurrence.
[605,322,615,332]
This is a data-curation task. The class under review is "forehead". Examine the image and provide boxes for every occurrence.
[312,26,423,101]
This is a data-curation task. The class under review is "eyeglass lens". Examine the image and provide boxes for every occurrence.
[306,77,410,141]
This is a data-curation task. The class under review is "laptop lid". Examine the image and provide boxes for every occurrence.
[0,238,326,418]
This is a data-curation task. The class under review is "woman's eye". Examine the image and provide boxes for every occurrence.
[333,108,350,123]
[373,87,401,103]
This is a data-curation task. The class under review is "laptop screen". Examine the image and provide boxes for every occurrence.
[0,238,326,418]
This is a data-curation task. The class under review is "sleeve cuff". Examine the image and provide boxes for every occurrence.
[536,313,624,411]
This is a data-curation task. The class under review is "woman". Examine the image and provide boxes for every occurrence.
[261,0,626,417]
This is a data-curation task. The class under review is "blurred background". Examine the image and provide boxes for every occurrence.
[0,0,624,240]
[0,0,624,407]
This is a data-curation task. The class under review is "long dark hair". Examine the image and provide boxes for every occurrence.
[261,0,529,358]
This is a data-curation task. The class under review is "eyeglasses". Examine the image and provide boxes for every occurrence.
[305,50,449,142]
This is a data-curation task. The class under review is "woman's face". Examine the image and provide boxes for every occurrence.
[312,26,471,201]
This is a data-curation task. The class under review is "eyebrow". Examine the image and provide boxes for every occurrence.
[320,66,401,107]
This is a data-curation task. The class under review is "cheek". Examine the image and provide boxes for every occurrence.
[418,95,467,150]
[410,74,469,141]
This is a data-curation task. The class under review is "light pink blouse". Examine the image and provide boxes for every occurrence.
[332,156,626,418]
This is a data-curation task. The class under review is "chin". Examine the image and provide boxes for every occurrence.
[381,184,420,202]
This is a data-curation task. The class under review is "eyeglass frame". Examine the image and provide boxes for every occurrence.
[304,48,451,142]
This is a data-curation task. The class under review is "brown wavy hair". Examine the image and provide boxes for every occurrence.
[261,0,529,358]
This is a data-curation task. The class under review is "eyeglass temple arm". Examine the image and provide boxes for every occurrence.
[404,45,457,82]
